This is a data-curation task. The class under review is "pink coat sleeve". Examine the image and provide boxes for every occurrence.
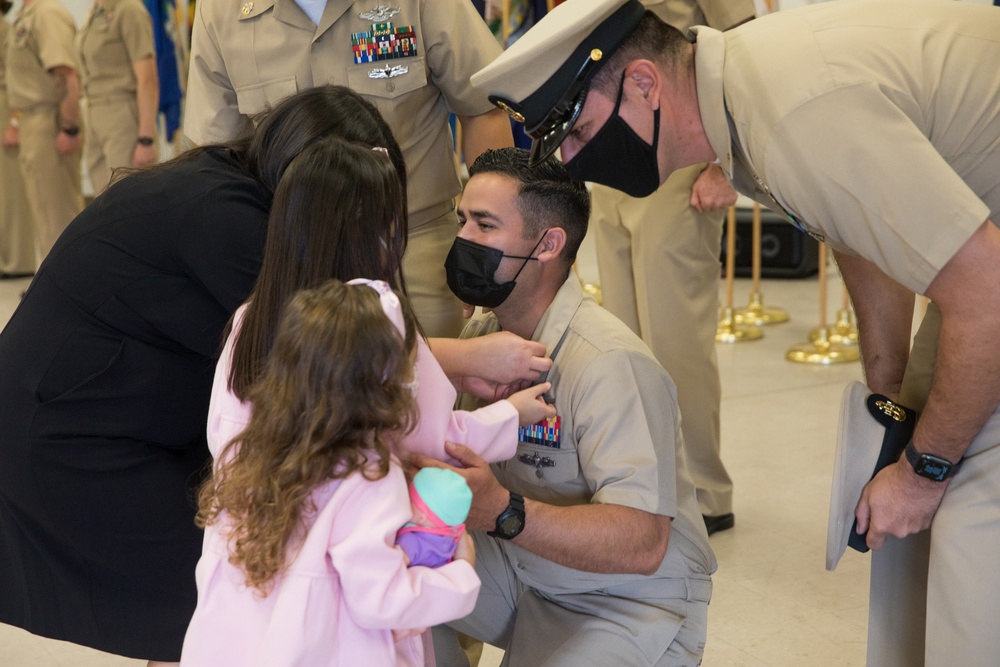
[206,304,253,460]
[400,337,519,465]
[329,464,480,630]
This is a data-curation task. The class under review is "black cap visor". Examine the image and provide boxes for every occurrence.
[527,84,589,166]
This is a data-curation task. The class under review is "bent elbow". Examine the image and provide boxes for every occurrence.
[636,525,671,576]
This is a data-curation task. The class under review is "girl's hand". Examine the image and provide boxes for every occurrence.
[454,531,476,568]
[506,382,556,427]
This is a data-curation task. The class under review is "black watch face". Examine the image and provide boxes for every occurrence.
[914,455,952,482]
[499,513,524,535]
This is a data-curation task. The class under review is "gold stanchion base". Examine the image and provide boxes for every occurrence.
[819,308,859,346]
[787,329,860,364]
[733,292,790,326]
[582,282,603,306]
[717,307,763,343]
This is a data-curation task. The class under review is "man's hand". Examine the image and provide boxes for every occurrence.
[55,131,81,156]
[855,459,948,550]
[690,163,737,213]
[131,142,157,168]
[2,123,18,147]
[410,442,509,532]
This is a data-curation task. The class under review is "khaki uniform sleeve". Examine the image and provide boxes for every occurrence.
[418,0,502,117]
[765,85,990,294]
[119,0,155,63]
[36,4,79,72]
[183,0,242,145]
[569,349,680,518]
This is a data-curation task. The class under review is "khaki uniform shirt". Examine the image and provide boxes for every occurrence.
[642,0,753,34]
[76,0,154,100]
[1,19,10,94]
[695,0,1000,295]
[185,0,502,225]
[6,0,79,110]
[457,276,716,596]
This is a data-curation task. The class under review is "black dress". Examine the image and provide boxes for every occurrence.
[0,149,271,661]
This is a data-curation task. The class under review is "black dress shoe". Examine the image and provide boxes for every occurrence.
[703,513,735,536]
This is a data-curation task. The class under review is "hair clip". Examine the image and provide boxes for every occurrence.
[372,147,389,156]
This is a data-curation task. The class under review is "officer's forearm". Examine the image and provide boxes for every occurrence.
[511,499,670,576]
[133,56,159,139]
[834,250,914,398]
[458,108,513,168]
[51,65,80,128]
[915,219,1000,462]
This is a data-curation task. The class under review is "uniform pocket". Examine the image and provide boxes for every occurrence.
[346,56,428,100]
[505,442,581,487]
[235,76,298,116]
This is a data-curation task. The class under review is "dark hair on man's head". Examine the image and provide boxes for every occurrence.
[229,136,411,399]
[590,11,691,99]
[468,148,590,269]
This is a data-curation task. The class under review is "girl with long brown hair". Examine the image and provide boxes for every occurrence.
[182,279,479,667]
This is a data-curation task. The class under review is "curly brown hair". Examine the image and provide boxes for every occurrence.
[197,280,419,594]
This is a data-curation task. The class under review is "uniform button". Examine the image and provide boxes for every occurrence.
[516,563,526,570]
[386,82,395,93]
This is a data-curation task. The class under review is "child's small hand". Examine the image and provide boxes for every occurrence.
[454,532,476,568]
[507,382,556,427]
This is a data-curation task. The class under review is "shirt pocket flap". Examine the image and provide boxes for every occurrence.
[235,76,298,116]
[505,442,581,487]
[346,56,427,100]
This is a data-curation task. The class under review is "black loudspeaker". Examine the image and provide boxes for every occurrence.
[720,207,819,278]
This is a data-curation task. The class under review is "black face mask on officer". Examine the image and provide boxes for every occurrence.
[564,72,661,198]
[444,233,547,309]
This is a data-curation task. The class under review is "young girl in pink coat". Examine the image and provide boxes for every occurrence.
[181,139,553,667]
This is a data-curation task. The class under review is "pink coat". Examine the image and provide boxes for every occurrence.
[180,305,518,667]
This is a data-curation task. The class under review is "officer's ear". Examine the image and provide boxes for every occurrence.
[624,60,662,111]
[536,227,567,265]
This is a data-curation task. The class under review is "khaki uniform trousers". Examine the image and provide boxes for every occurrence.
[867,301,1000,667]
[0,91,37,274]
[18,106,84,259]
[432,533,711,667]
[82,94,138,194]
[403,202,464,338]
[591,163,732,516]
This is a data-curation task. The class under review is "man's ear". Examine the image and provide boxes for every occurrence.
[625,60,662,111]
[537,227,567,264]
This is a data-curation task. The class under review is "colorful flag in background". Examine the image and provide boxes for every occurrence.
[144,0,184,140]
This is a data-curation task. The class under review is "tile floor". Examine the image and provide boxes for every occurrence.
[0,239,883,665]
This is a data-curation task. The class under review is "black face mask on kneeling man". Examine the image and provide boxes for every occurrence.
[444,234,546,309]
[564,74,661,198]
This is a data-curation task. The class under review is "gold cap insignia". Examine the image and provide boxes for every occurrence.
[875,399,907,423]
[495,100,525,124]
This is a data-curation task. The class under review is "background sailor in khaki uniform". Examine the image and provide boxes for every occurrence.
[6,0,84,260]
[590,0,753,533]
[76,0,157,192]
[1,5,38,276]
[183,0,513,337]
[472,1,1000,664]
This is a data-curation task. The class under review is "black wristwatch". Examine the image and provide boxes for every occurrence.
[60,125,80,136]
[487,492,525,540]
[904,442,961,482]
[136,136,155,146]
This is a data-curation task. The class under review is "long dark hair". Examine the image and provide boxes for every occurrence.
[228,136,410,399]
[198,280,419,594]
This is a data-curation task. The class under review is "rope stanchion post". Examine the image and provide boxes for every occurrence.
[717,205,763,343]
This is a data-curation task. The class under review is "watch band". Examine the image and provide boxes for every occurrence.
[904,441,960,482]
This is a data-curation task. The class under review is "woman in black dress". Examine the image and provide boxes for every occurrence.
[0,86,409,664]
